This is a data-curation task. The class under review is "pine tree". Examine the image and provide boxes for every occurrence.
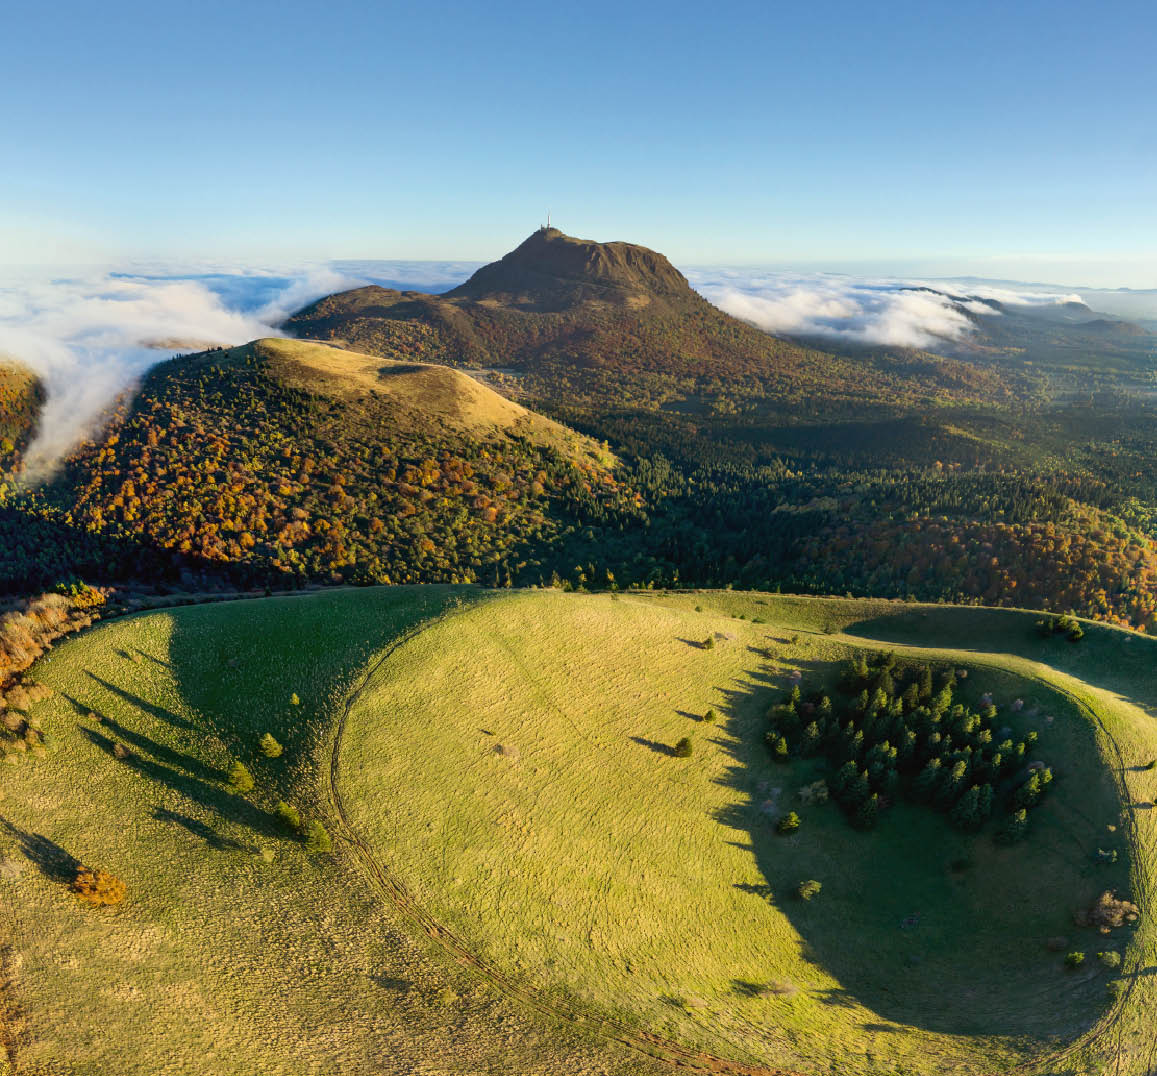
[228,760,255,793]
[1014,772,1042,809]
[854,793,879,830]
[674,737,694,758]
[950,785,982,830]
[771,735,789,763]
[976,783,994,820]
[997,808,1029,844]
[800,722,821,756]
[846,769,871,808]
[913,758,942,802]
[258,732,283,758]
[918,666,933,701]
[936,760,968,808]
[831,760,859,799]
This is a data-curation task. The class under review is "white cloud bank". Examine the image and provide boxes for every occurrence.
[0,265,366,480]
[685,268,1083,349]
[0,258,1087,482]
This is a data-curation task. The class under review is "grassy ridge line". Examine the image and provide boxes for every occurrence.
[324,600,803,1076]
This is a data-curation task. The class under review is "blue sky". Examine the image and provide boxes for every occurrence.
[4,0,1156,285]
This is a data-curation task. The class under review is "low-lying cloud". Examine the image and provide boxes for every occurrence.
[0,257,1087,482]
[0,266,368,481]
[685,269,1082,349]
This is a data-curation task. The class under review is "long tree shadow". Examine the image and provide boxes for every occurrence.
[631,736,675,756]
[159,585,482,808]
[152,807,247,852]
[62,691,222,781]
[0,818,80,884]
[83,674,195,731]
[78,725,276,838]
[708,649,1128,1041]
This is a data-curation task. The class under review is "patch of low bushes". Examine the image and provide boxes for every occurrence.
[72,865,126,907]
[776,811,800,835]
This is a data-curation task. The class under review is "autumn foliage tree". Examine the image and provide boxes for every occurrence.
[72,866,127,906]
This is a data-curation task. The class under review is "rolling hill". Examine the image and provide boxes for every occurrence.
[45,337,636,590]
[2,587,1153,1075]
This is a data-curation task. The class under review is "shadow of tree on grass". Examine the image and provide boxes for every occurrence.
[0,818,80,884]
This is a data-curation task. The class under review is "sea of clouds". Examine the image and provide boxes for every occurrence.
[0,259,1089,479]
[685,269,1082,349]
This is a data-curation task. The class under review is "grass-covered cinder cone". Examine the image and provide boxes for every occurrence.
[2,586,1155,1076]
[339,589,1157,1075]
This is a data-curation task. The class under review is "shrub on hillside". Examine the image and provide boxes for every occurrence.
[258,732,283,758]
[1098,950,1122,969]
[228,760,255,793]
[54,580,106,609]
[776,811,801,835]
[72,865,126,906]
[702,708,717,724]
[275,800,301,832]
[1076,891,1140,932]
[1064,951,1086,969]
[304,820,332,854]
[797,879,822,901]
[673,737,693,758]
[798,780,829,806]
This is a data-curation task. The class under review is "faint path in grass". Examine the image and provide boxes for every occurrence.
[325,607,805,1076]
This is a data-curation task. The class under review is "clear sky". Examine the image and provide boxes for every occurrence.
[4,0,1156,285]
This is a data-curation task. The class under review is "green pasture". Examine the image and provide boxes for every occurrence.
[1,586,1154,1075]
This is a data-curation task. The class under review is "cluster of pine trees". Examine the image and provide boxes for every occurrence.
[766,654,1050,839]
